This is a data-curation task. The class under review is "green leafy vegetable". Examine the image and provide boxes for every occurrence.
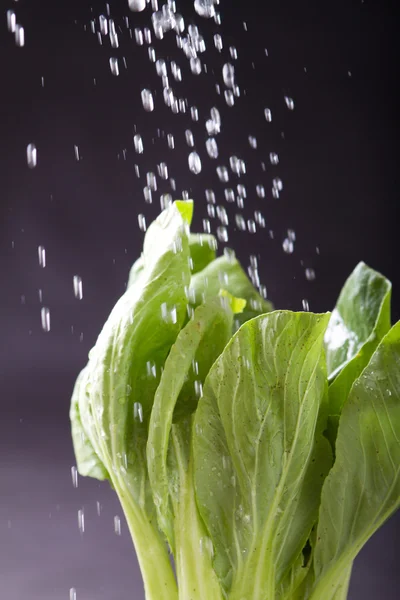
[70,201,399,600]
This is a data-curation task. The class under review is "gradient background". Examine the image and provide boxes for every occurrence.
[0,0,398,599]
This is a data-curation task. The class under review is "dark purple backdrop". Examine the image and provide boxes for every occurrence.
[0,1,398,599]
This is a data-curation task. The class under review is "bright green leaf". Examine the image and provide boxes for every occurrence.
[193,311,332,599]
[310,321,400,600]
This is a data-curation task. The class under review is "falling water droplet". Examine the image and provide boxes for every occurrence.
[141,89,154,112]
[41,307,51,332]
[206,138,218,159]
[188,152,202,174]
[69,588,77,600]
[134,402,144,422]
[114,515,122,535]
[217,166,229,182]
[109,57,119,76]
[185,129,195,147]
[7,10,16,33]
[284,96,295,110]
[282,238,294,254]
[194,0,217,18]
[134,134,144,154]
[15,24,24,47]
[38,245,46,268]
[78,509,85,533]
[264,108,272,122]
[27,143,37,168]
[138,214,147,231]
[222,63,235,88]
[128,0,147,11]
[73,276,83,300]
[71,466,78,488]
[305,268,316,281]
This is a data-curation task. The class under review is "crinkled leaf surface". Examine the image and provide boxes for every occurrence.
[310,321,400,600]
[193,311,332,599]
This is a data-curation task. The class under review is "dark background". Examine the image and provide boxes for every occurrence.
[0,0,398,598]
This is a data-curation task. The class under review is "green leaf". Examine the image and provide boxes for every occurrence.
[147,297,234,600]
[189,253,273,328]
[324,262,391,448]
[324,262,391,383]
[193,311,332,599]
[147,296,235,545]
[71,201,193,600]
[310,321,400,600]
[127,231,216,290]
[188,233,217,274]
[70,366,109,481]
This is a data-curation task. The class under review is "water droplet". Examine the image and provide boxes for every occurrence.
[69,588,77,600]
[138,214,147,231]
[230,156,246,176]
[247,219,256,233]
[273,177,283,191]
[185,129,195,147]
[143,186,152,203]
[134,402,144,423]
[73,276,83,300]
[144,27,152,44]
[128,0,147,12]
[194,0,217,18]
[214,33,223,51]
[284,96,295,110]
[135,28,144,45]
[190,106,199,121]
[305,268,316,281]
[78,509,85,533]
[224,90,235,106]
[194,380,203,397]
[203,219,211,233]
[27,143,37,168]
[74,145,80,161]
[160,193,173,210]
[167,133,175,149]
[171,61,182,81]
[146,172,157,191]
[114,515,122,535]
[287,229,296,241]
[134,134,144,154]
[224,188,235,203]
[302,299,310,311]
[248,135,257,149]
[109,57,119,76]
[264,108,272,122]
[38,245,46,267]
[99,15,108,35]
[206,137,218,159]
[269,152,279,165]
[71,466,78,488]
[15,24,24,47]
[217,205,229,225]
[190,57,202,75]
[222,63,235,88]
[158,162,168,180]
[161,302,178,324]
[205,189,216,204]
[282,238,294,254]
[256,185,265,198]
[188,151,202,174]
[141,89,154,112]
[217,226,228,242]
[217,166,229,182]
[7,10,16,33]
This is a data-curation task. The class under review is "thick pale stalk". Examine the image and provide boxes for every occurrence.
[117,484,178,600]
[173,432,224,600]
